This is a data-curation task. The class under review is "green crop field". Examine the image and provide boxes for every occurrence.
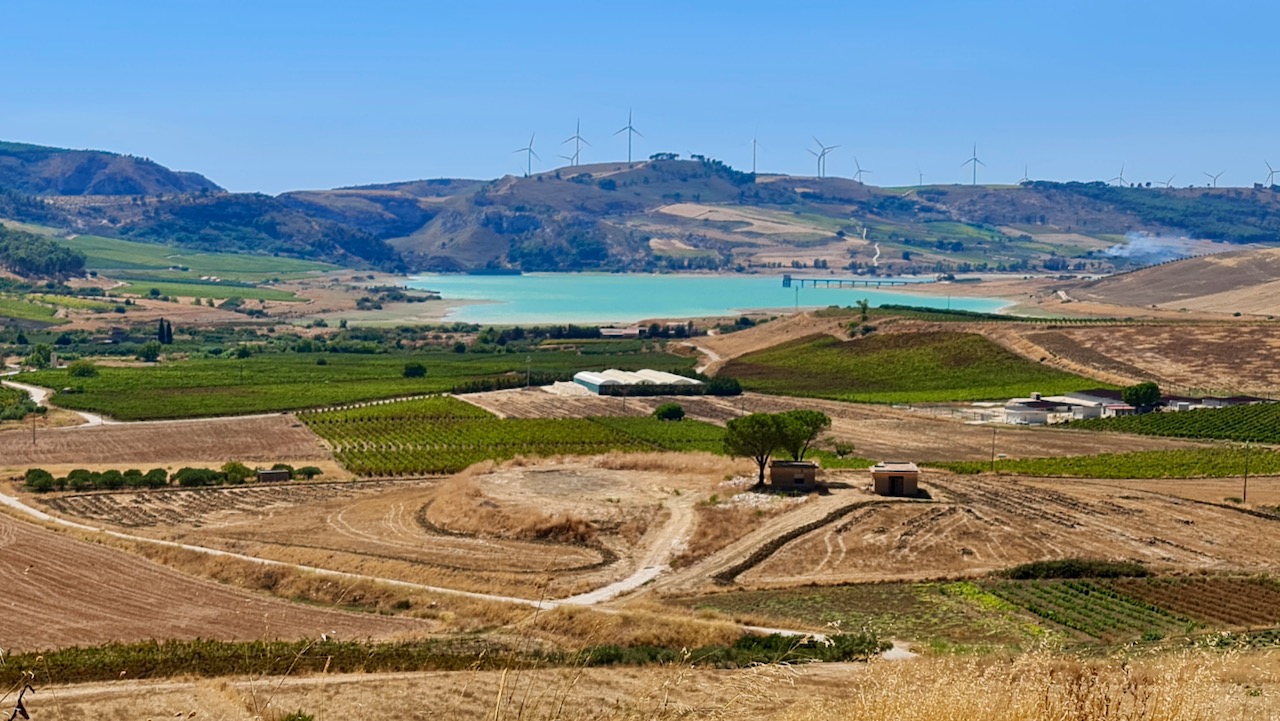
[24,349,695,421]
[988,579,1190,643]
[0,295,67,325]
[721,332,1102,404]
[1071,404,1280,444]
[114,278,299,302]
[34,294,118,312]
[55,234,334,281]
[302,396,730,476]
[938,447,1277,479]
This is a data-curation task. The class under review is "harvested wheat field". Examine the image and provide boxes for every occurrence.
[0,414,333,473]
[34,458,755,599]
[28,652,1280,721]
[734,473,1280,588]
[1018,324,1280,395]
[0,513,428,651]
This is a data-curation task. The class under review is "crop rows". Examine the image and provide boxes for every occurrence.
[721,332,1101,404]
[302,396,728,476]
[1072,404,1280,444]
[1105,577,1280,628]
[939,447,1280,479]
[989,580,1188,641]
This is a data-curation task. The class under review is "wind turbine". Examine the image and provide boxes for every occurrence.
[1158,174,1176,188]
[1265,161,1278,186]
[808,137,838,178]
[561,119,590,166]
[1204,170,1224,188]
[614,109,643,163]
[1019,164,1030,184]
[752,136,760,174]
[514,133,539,177]
[1109,164,1128,187]
[961,143,984,185]
[852,157,871,183]
[917,165,924,187]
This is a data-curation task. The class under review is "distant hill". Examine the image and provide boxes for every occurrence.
[1070,248,1280,315]
[0,142,222,196]
[5,137,1280,274]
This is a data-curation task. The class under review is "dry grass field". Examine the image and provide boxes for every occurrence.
[31,458,760,599]
[736,473,1280,588]
[0,414,335,474]
[0,512,429,651]
[1016,324,1280,395]
[25,652,1280,721]
[1072,247,1280,316]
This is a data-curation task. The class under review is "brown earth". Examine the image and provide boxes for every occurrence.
[0,512,429,651]
[1070,248,1280,316]
[735,473,1280,589]
[0,414,334,475]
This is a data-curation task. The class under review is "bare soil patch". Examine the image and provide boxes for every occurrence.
[0,513,428,651]
[0,414,333,473]
[739,474,1280,588]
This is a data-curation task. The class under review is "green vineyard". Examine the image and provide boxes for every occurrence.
[938,447,1280,478]
[301,396,729,476]
[1071,403,1280,444]
[988,580,1191,642]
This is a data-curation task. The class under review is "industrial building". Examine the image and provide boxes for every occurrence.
[572,369,703,395]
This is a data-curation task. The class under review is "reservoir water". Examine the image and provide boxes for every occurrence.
[405,273,1011,325]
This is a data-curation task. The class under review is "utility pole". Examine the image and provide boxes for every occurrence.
[990,428,998,473]
[1243,441,1252,503]
[31,412,36,446]
[526,356,531,388]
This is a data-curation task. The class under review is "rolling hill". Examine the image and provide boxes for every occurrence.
[4,137,1280,274]
[1070,247,1280,315]
[0,141,221,196]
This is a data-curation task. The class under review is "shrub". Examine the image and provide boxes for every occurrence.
[173,467,221,488]
[654,403,685,421]
[270,463,296,479]
[67,359,98,377]
[221,461,254,484]
[297,466,323,480]
[403,362,427,378]
[1003,558,1150,580]
[24,468,54,493]
[707,377,742,396]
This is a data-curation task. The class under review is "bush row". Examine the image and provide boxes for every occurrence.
[23,462,322,493]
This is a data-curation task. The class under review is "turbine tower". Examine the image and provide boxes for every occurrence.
[614,110,643,163]
[1266,161,1278,186]
[752,136,760,174]
[513,133,539,177]
[1109,164,1128,187]
[961,143,984,185]
[1204,170,1224,188]
[561,119,590,166]
[807,137,838,178]
[852,157,871,183]
[1019,164,1030,184]
[917,165,924,187]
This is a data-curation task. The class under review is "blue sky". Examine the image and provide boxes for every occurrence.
[7,1,1277,193]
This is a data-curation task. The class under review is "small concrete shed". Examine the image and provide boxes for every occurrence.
[768,460,819,491]
[870,462,919,497]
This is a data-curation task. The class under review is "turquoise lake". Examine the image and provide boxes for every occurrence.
[404,273,1011,324]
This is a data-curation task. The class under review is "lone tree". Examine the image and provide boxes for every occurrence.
[1122,381,1161,409]
[724,413,787,487]
[777,409,832,461]
[403,362,427,378]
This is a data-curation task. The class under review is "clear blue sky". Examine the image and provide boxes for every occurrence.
[7,1,1277,193]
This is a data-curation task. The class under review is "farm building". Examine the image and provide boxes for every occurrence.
[768,460,820,491]
[572,369,704,395]
[257,469,291,483]
[1004,393,1073,425]
[870,462,920,497]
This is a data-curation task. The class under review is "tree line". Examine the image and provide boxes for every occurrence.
[0,227,85,277]
[24,462,323,493]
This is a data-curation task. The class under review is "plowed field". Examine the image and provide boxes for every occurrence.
[0,513,428,651]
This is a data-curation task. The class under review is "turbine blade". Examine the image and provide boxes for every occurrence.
[976,159,986,166]
[531,149,541,160]
[581,137,592,146]
[615,127,627,135]
[632,128,644,138]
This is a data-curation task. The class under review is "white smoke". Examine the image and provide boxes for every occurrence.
[1104,232,1208,265]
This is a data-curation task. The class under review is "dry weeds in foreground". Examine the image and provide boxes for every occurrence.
[777,652,1280,721]
[30,651,1280,720]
